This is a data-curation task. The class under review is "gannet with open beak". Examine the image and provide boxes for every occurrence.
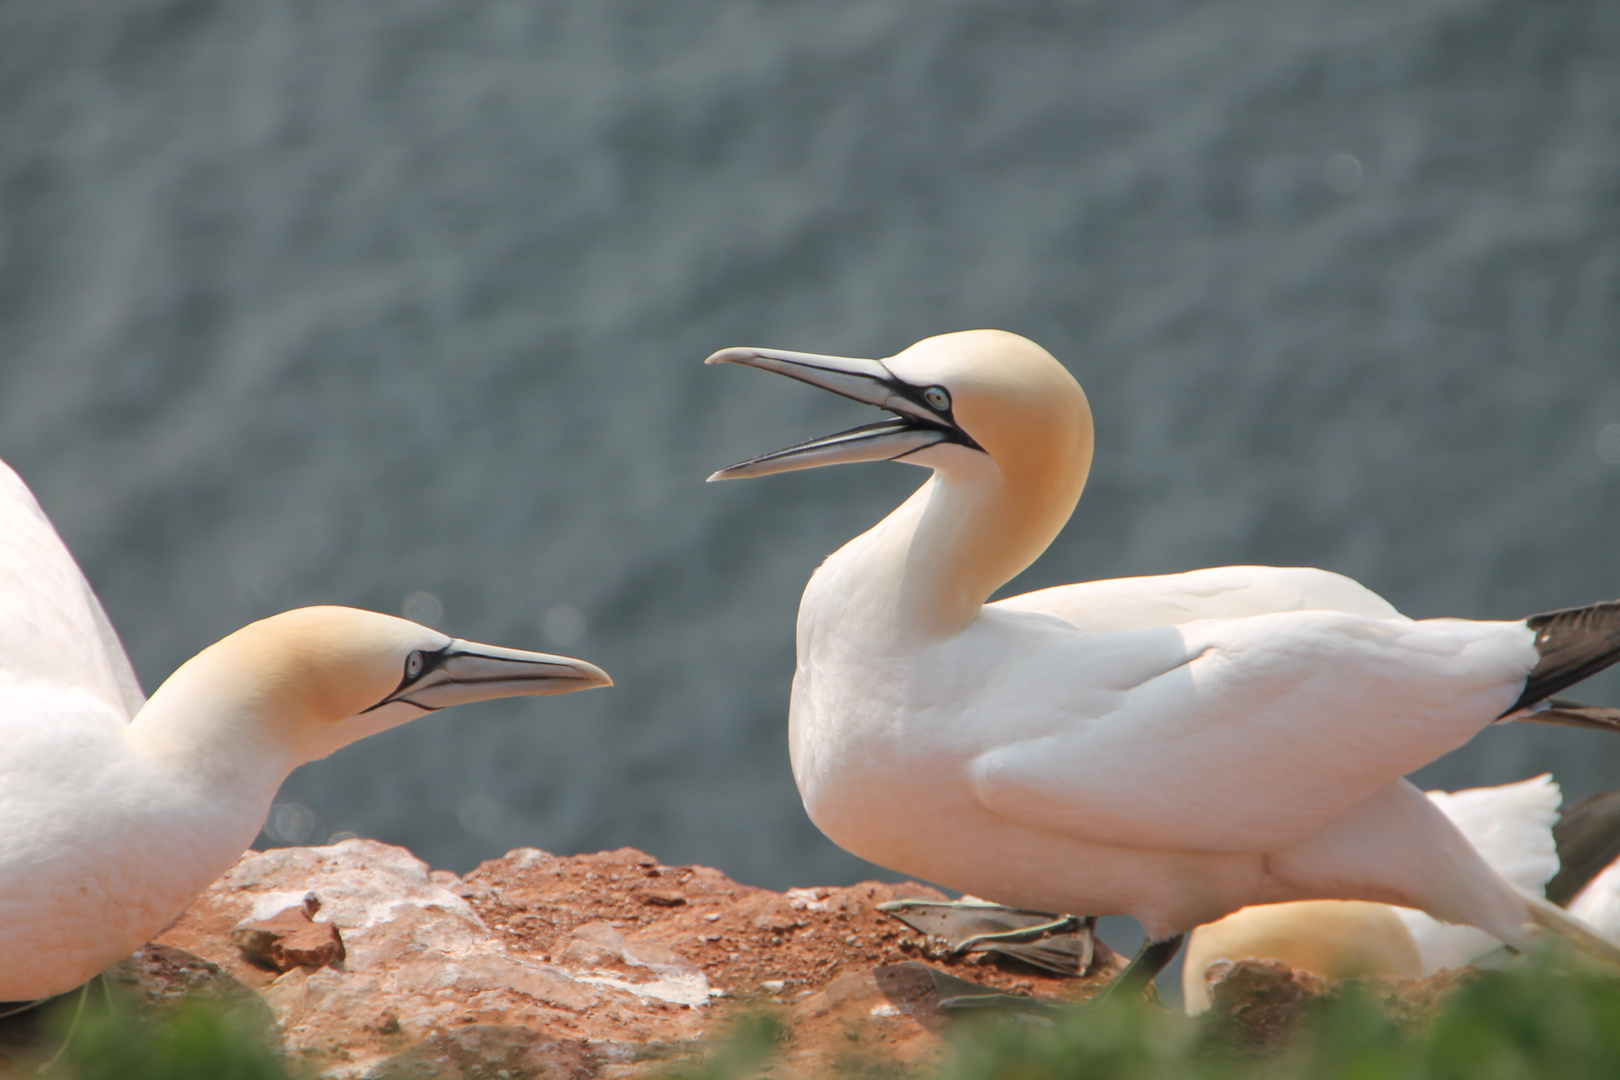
[0,461,611,1002]
[707,329,1620,992]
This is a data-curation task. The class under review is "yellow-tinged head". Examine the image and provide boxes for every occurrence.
[884,330,1092,491]
[127,606,612,780]
[1182,900,1424,1014]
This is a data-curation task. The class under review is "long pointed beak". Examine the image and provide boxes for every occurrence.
[378,642,612,712]
[705,346,978,481]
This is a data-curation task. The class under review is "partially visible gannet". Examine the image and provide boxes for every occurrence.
[1182,775,1562,1012]
[1553,790,1620,940]
[706,329,1620,993]
[0,461,611,1001]
[1184,902,1423,1011]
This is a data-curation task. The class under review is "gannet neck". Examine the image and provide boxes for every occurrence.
[848,479,1040,640]
[919,459,1088,635]
[122,606,449,795]
[810,459,1084,641]
[123,631,326,797]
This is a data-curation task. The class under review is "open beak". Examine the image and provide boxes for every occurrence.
[704,347,980,481]
[373,642,612,712]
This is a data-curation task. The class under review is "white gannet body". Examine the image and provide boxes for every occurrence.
[1182,775,1562,1011]
[0,461,611,1001]
[706,329,1620,987]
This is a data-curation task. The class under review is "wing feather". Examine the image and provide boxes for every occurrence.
[967,611,1537,855]
[993,565,1403,632]
[0,461,144,722]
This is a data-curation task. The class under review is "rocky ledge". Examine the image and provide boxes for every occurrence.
[1,840,1469,1078]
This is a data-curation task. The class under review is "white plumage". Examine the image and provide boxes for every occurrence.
[1394,775,1562,973]
[1571,862,1620,939]
[1182,775,1563,1010]
[708,329,1620,984]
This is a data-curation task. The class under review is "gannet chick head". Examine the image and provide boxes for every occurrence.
[705,330,1092,493]
[129,606,612,774]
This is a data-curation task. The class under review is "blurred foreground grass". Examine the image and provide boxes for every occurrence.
[5,984,295,1080]
[931,968,1620,1080]
[675,961,1620,1080]
[15,961,1620,1079]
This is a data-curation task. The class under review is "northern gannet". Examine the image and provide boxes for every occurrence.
[0,461,611,1001]
[1182,775,1562,1012]
[706,329,1620,993]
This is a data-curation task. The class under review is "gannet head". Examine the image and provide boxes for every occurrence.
[704,329,1092,491]
[132,606,612,771]
[1181,900,1423,1014]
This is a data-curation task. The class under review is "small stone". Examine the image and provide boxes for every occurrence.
[231,907,345,972]
[638,889,687,907]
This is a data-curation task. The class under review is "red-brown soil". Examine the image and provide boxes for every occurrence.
[145,840,1126,1078]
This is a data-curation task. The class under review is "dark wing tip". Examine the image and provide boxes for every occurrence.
[1502,599,1620,718]
[1549,789,1620,907]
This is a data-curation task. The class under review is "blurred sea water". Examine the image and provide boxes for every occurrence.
[2,0,1619,890]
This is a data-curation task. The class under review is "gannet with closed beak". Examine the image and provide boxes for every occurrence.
[707,329,1620,992]
[0,461,611,1002]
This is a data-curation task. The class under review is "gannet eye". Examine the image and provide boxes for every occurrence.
[923,387,950,412]
[405,651,426,680]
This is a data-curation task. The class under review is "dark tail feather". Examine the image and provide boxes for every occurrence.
[1548,789,1620,907]
[1500,600,1620,718]
[1519,698,1620,735]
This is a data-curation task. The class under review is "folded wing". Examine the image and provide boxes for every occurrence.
[993,565,1404,631]
[967,610,1538,854]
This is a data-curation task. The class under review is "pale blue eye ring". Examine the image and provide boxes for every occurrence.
[923,387,950,411]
